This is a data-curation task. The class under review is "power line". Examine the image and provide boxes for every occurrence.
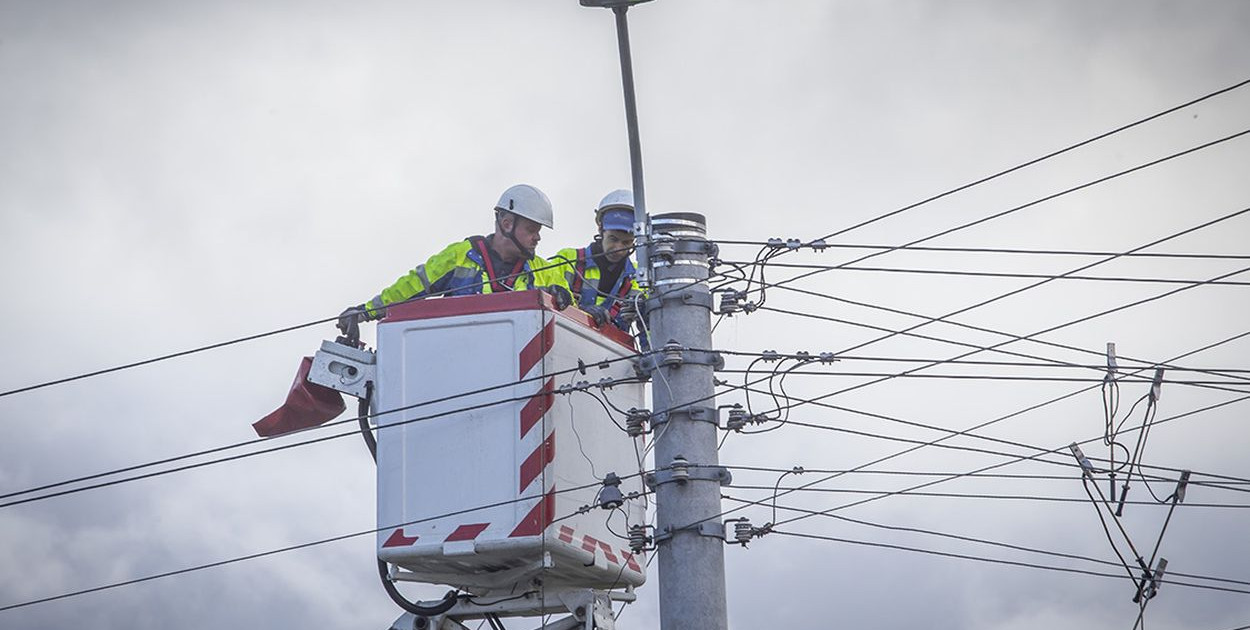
[0,258,595,400]
[806,77,1250,245]
[739,277,1250,387]
[722,494,1250,589]
[743,130,1250,309]
[717,367,1250,392]
[0,357,646,509]
[721,259,1250,287]
[728,484,1249,509]
[768,530,1250,596]
[714,240,1250,262]
[0,478,619,613]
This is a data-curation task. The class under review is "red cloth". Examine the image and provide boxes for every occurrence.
[252,356,346,437]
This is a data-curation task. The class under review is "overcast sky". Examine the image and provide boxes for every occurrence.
[2,1,1249,629]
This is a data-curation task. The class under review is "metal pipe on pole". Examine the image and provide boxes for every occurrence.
[581,2,730,628]
[608,3,651,288]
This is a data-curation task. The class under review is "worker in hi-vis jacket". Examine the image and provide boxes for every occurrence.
[549,189,643,334]
[336,184,573,336]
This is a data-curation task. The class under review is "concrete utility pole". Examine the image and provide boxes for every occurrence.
[647,212,730,630]
[580,2,730,628]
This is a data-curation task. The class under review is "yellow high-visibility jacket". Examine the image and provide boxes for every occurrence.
[550,243,640,332]
[365,236,568,318]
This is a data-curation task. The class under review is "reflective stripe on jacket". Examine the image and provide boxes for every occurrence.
[552,244,639,331]
[365,237,568,318]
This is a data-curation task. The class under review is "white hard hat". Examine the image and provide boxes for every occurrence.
[597,189,634,214]
[496,184,554,229]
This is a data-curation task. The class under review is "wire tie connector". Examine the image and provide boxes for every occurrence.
[1068,443,1096,480]
[795,350,811,361]
[766,237,784,249]
[809,239,828,252]
[818,352,837,364]
[785,238,801,250]
[761,350,781,362]
[1174,470,1191,504]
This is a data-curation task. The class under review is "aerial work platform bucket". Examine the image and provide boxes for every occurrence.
[372,291,647,595]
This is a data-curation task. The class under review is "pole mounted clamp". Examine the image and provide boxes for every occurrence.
[633,342,724,375]
[651,405,717,428]
[643,288,714,313]
[645,460,732,489]
[652,521,728,545]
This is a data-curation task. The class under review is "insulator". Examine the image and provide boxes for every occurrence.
[626,408,649,437]
[670,456,690,483]
[733,519,754,545]
[726,406,747,432]
[718,291,741,315]
[661,341,685,367]
[652,235,676,260]
[628,525,650,554]
[597,473,624,510]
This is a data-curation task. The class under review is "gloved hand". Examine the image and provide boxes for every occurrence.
[542,285,572,311]
[582,304,609,327]
[336,305,368,336]
[616,297,639,327]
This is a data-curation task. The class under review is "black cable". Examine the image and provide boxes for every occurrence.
[756,252,1250,404]
[768,529,1250,596]
[805,78,1250,246]
[722,351,1250,376]
[0,477,624,612]
[738,278,1250,387]
[740,130,1250,308]
[727,484,1249,509]
[717,367,1250,392]
[0,358,646,509]
[721,259,1250,287]
[724,493,1250,590]
[0,257,600,400]
[713,239,1250,262]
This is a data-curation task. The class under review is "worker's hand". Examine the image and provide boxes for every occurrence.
[336,305,368,336]
[542,285,572,311]
[617,296,640,327]
[582,304,609,327]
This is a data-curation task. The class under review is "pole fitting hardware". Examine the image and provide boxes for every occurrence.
[625,407,650,437]
[651,405,717,428]
[633,343,724,375]
[644,460,733,489]
[628,524,655,553]
[644,289,714,312]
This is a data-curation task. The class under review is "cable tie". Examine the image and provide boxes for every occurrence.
[1105,342,1118,381]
